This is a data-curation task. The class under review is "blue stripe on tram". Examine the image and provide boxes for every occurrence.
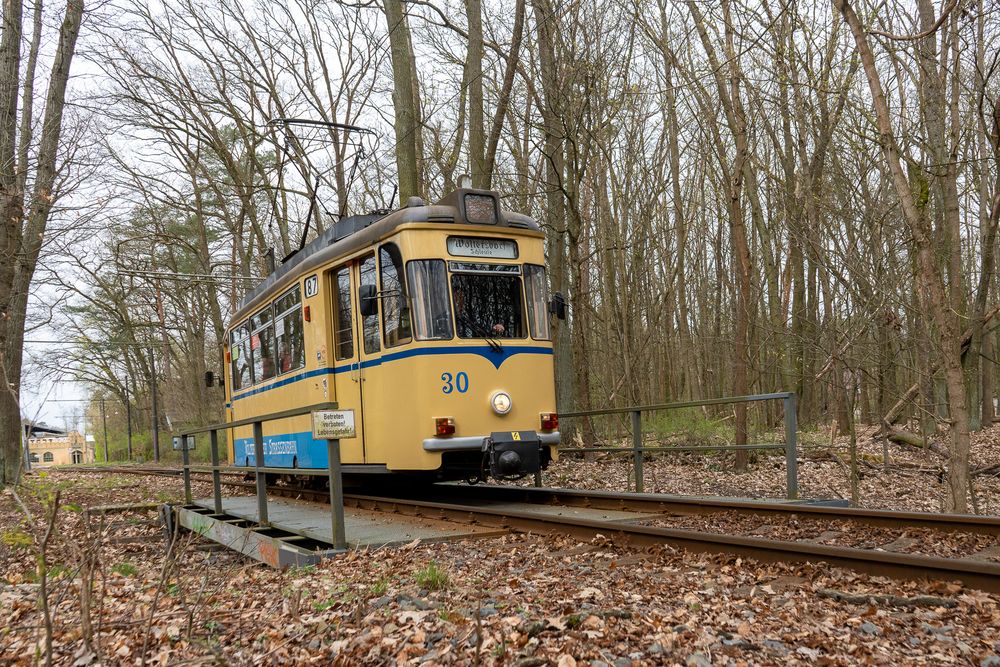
[230,345,552,402]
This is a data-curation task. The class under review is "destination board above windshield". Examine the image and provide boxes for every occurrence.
[447,236,518,259]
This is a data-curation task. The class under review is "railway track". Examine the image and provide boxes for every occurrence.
[69,465,1000,592]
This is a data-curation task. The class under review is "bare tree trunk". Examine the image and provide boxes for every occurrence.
[383,0,420,205]
[465,0,486,188]
[833,0,971,512]
[688,0,754,470]
[1,0,84,487]
[483,0,525,188]
[532,0,576,441]
[0,0,24,488]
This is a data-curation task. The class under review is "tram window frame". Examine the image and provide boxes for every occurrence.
[379,243,413,348]
[450,267,528,340]
[523,264,552,341]
[333,266,355,360]
[406,259,453,340]
[274,285,305,375]
[250,306,277,383]
[359,253,381,354]
[230,324,253,391]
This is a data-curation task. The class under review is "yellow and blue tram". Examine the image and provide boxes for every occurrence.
[222,188,561,482]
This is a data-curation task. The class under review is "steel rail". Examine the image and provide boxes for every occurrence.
[415,484,1000,535]
[343,492,1000,593]
[64,465,1000,590]
[69,466,1000,534]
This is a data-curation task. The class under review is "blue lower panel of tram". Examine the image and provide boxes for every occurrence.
[234,432,328,468]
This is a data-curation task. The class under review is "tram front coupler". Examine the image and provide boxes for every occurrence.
[483,431,542,480]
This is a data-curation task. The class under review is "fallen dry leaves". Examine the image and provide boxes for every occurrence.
[0,429,998,666]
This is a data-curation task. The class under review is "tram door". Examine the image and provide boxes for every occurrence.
[354,253,386,464]
[330,264,366,463]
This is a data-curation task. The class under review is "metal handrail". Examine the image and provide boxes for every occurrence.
[179,402,338,435]
[560,392,793,418]
[175,400,347,549]
[558,392,799,498]
[561,443,785,453]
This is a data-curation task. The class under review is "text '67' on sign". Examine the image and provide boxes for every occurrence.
[311,409,356,440]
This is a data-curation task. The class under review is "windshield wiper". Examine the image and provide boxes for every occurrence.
[457,315,504,353]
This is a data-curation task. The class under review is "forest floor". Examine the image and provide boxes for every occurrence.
[538,422,1000,515]
[2,443,1000,666]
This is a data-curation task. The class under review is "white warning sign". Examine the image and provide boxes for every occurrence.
[311,409,356,439]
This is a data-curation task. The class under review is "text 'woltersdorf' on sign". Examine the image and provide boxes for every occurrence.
[446,236,518,260]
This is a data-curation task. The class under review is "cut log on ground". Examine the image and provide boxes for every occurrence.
[818,589,957,608]
[884,428,949,458]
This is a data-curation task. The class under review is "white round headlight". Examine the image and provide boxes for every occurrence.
[491,391,512,415]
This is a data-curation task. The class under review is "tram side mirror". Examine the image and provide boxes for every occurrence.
[549,292,567,320]
[359,284,378,317]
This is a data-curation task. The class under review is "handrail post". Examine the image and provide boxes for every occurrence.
[326,438,347,550]
[631,410,643,493]
[181,436,192,504]
[253,421,269,525]
[784,393,798,500]
[210,429,223,515]
[533,469,542,487]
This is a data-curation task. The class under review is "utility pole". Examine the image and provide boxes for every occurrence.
[22,423,31,473]
[124,372,133,461]
[100,398,109,463]
[149,347,160,462]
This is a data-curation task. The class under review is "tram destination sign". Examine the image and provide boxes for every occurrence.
[447,236,517,260]
[311,409,356,440]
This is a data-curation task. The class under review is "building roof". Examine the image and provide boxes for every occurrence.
[22,420,66,437]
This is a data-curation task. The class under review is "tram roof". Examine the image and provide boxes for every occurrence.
[235,188,540,319]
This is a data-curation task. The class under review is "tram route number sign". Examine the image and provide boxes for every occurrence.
[311,409,356,440]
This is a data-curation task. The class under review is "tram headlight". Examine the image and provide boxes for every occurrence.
[491,391,512,415]
[464,193,498,224]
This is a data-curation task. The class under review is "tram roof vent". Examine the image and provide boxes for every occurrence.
[331,213,383,242]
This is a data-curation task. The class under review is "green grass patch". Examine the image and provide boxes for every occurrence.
[370,576,390,596]
[112,562,138,577]
[1,530,32,549]
[414,561,449,591]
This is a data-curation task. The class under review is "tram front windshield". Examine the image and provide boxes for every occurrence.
[451,270,525,339]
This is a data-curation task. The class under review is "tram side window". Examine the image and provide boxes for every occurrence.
[333,267,354,360]
[379,243,412,347]
[231,325,252,390]
[250,308,276,382]
[359,254,381,354]
[406,260,453,340]
[274,286,305,374]
[524,264,551,340]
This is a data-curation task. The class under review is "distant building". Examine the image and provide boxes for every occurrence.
[27,428,95,467]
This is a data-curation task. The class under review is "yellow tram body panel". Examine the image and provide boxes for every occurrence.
[223,190,560,478]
